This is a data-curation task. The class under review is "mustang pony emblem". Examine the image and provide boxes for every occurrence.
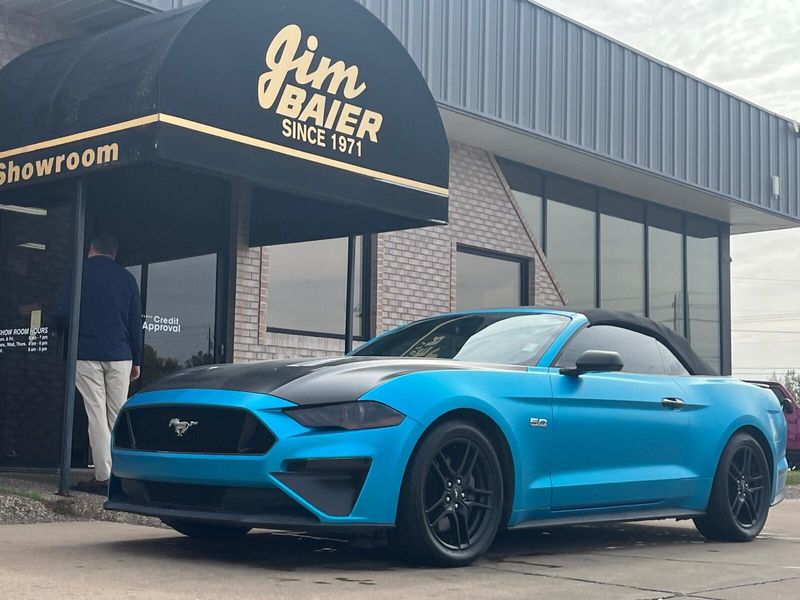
[168,418,198,437]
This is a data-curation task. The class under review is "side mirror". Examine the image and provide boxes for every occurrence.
[560,350,624,376]
[782,398,796,415]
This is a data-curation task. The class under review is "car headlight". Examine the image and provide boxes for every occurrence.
[284,401,404,430]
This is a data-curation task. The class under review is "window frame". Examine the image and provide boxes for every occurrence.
[645,205,685,333]
[456,244,531,309]
[544,191,599,307]
[266,235,372,341]
[599,191,646,314]
[494,155,726,372]
[685,216,723,372]
[550,324,687,377]
[495,156,545,243]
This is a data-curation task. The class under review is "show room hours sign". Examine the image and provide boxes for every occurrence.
[0,310,49,354]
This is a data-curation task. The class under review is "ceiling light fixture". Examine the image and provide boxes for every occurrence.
[0,204,48,216]
[18,242,46,251]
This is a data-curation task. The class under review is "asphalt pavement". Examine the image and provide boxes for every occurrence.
[1,500,799,599]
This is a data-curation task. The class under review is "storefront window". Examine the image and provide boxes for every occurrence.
[268,237,365,337]
[686,218,721,372]
[0,198,75,468]
[136,254,217,389]
[546,177,597,308]
[456,248,527,310]
[600,193,645,314]
[648,207,685,333]
[496,158,544,243]
[492,158,725,370]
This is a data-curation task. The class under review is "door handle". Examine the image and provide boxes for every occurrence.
[661,397,685,409]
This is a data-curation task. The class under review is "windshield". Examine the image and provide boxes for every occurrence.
[353,313,569,365]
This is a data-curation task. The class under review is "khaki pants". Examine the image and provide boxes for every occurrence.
[75,360,132,481]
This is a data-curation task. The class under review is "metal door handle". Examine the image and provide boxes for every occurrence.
[661,397,685,409]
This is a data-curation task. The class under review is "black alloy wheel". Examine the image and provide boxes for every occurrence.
[694,432,771,542]
[424,438,496,551]
[394,420,504,566]
[727,445,767,529]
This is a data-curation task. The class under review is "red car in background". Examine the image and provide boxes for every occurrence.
[747,381,800,468]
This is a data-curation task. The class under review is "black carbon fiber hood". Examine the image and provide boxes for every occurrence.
[141,356,523,406]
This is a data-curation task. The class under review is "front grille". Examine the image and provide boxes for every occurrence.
[109,478,318,523]
[114,405,274,454]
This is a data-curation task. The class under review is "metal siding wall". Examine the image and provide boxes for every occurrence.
[581,29,596,150]
[356,0,800,222]
[791,134,799,216]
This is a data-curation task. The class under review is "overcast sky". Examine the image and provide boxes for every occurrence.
[534,0,800,380]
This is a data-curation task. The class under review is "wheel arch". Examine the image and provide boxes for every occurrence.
[695,423,775,541]
[711,416,777,480]
[706,423,776,508]
[401,408,516,529]
[732,425,774,484]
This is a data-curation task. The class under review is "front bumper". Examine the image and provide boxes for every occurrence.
[105,478,318,528]
[104,473,391,532]
[105,389,425,528]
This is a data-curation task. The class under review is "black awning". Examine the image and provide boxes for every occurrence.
[0,0,449,231]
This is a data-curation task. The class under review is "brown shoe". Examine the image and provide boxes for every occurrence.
[73,478,109,496]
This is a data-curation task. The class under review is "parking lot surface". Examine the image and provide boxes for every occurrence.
[1,500,798,599]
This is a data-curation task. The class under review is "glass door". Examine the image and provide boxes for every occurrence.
[129,253,220,391]
[0,197,75,468]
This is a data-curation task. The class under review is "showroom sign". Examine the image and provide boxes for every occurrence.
[0,143,119,189]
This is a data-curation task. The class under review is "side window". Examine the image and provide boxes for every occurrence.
[555,325,666,375]
[657,341,690,376]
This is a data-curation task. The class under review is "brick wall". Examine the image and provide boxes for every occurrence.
[376,141,566,333]
[0,7,72,68]
[230,140,567,362]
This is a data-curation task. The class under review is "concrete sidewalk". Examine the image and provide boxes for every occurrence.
[1,501,799,599]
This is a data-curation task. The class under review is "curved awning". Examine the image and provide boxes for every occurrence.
[0,0,449,230]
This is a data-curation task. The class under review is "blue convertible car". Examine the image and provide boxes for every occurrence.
[106,308,789,566]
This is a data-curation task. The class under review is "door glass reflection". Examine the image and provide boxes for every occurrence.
[138,254,217,388]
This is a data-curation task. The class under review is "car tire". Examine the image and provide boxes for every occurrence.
[162,519,251,539]
[393,419,504,567]
[693,432,771,542]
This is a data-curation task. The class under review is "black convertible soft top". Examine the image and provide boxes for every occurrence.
[578,308,716,376]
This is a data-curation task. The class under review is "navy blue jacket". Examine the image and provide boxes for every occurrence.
[57,256,143,365]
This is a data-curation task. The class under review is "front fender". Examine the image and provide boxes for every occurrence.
[362,368,554,522]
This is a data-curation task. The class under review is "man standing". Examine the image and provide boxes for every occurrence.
[60,234,142,494]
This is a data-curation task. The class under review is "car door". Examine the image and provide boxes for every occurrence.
[548,325,690,511]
